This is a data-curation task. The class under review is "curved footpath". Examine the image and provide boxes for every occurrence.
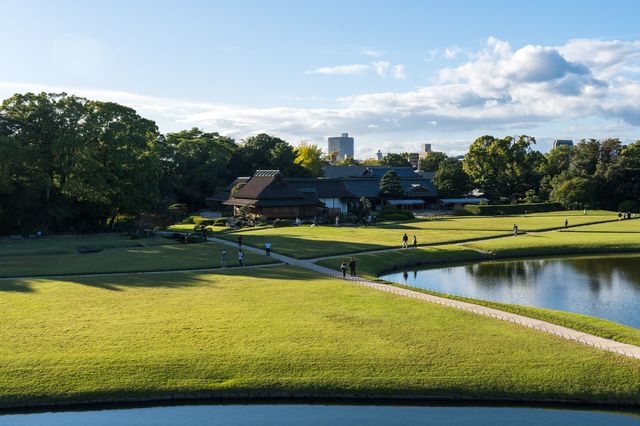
[208,236,640,360]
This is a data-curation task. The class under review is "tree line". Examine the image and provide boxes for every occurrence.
[1,92,639,234]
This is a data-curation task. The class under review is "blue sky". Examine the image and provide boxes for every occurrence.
[2,0,640,157]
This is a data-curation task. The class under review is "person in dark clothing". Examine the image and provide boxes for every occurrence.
[238,235,243,248]
[340,261,347,278]
[412,235,417,248]
[402,233,409,248]
[348,257,356,277]
[564,218,568,228]
[513,224,518,236]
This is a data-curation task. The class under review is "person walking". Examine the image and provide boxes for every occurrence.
[238,249,244,266]
[265,241,272,256]
[402,233,409,248]
[513,224,518,236]
[221,250,227,268]
[348,257,356,277]
[564,218,568,228]
[335,215,340,227]
[340,261,347,278]
[412,235,417,248]
[238,235,243,249]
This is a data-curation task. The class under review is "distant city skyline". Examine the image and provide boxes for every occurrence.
[2,0,640,156]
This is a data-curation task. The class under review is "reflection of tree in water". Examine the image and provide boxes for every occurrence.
[565,256,640,291]
[465,259,546,288]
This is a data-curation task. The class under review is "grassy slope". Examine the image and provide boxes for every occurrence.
[316,245,486,276]
[215,213,617,259]
[218,226,506,259]
[315,219,640,347]
[1,266,639,407]
[0,241,276,278]
[465,219,640,257]
[0,234,175,257]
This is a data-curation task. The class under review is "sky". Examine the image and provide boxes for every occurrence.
[2,0,640,158]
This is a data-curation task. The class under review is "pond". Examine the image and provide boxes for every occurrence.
[381,254,640,328]
[1,404,639,426]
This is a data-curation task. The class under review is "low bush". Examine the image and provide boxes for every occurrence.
[193,218,215,226]
[618,200,640,213]
[273,219,292,227]
[213,218,228,226]
[380,213,411,221]
[465,202,563,216]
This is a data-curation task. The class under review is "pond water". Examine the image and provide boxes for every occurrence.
[381,254,640,328]
[1,404,638,426]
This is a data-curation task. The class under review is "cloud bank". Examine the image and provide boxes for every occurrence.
[2,37,640,156]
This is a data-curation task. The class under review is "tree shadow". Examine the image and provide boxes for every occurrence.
[0,265,319,293]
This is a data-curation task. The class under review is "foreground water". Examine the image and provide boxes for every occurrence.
[1,404,639,426]
[382,254,640,328]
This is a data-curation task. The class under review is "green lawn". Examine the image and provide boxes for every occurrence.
[219,226,506,259]
[464,224,640,258]
[1,266,639,407]
[394,211,617,232]
[0,241,276,278]
[213,212,617,259]
[0,233,175,257]
[316,245,486,276]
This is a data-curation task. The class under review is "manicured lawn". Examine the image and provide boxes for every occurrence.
[1,266,639,407]
[219,226,506,259]
[0,234,175,257]
[213,212,617,259]
[394,211,617,232]
[464,225,640,258]
[316,245,485,276]
[0,241,276,278]
[561,218,640,233]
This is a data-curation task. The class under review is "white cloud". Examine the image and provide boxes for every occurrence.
[305,64,368,75]
[393,64,407,79]
[443,45,462,59]
[372,61,390,77]
[4,37,640,154]
[362,49,384,57]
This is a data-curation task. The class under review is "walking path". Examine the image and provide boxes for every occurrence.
[210,236,640,360]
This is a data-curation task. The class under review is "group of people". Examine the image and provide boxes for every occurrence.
[401,233,417,248]
[221,235,273,268]
[340,258,357,278]
[618,211,636,220]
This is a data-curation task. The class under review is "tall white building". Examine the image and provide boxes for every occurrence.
[328,133,354,160]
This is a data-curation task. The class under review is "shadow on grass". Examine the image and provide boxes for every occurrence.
[0,266,320,293]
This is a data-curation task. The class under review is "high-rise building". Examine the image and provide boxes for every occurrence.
[328,133,354,160]
[408,153,420,169]
[376,149,383,161]
[553,139,574,149]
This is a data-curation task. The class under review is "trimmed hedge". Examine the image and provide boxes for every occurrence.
[464,202,563,216]
[213,218,228,226]
[193,218,215,226]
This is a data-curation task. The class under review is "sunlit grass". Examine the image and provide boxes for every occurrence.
[1,266,639,407]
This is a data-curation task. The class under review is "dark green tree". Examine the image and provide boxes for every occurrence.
[419,152,447,172]
[433,157,471,197]
[379,170,403,198]
[379,153,411,167]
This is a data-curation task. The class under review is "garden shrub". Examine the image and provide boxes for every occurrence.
[193,218,215,226]
[273,219,292,227]
[464,202,563,215]
[618,200,640,213]
[213,218,228,226]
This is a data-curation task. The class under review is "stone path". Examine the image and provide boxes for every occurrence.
[210,236,640,360]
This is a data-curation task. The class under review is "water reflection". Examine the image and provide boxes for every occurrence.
[382,254,640,328]
[0,404,638,426]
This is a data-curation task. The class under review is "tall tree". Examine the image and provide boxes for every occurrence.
[379,171,403,198]
[433,158,471,197]
[294,142,324,177]
[419,152,447,172]
[164,128,236,210]
[230,133,306,177]
[463,135,542,200]
[379,153,411,167]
